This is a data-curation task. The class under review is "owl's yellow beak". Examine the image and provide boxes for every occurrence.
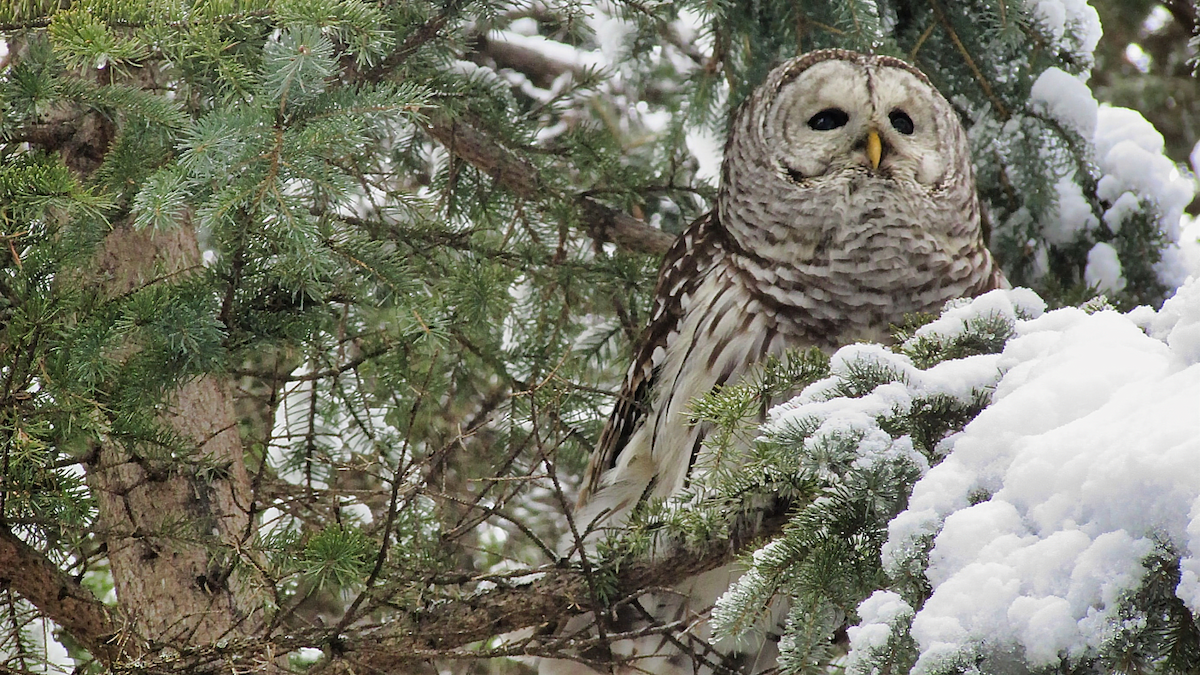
[866,129,882,170]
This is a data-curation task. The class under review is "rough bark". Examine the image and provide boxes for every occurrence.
[83,224,264,649]
[0,527,127,664]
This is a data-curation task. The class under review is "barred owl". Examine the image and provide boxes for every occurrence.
[547,50,1005,675]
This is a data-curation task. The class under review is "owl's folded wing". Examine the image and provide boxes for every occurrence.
[576,212,723,510]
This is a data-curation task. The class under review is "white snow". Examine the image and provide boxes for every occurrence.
[1046,177,1100,244]
[1017,84,1199,292]
[764,358,932,482]
[488,30,606,71]
[913,288,1046,342]
[291,647,324,665]
[1144,272,1200,366]
[1142,5,1172,33]
[845,591,915,675]
[1094,107,1195,233]
[1029,67,1097,139]
[686,126,724,186]
[1025,0,1102,62]
[1124,43,1151,73]
[865,286,1200,672]
[1095,111,1190,213]
[1083,241,1125,293]
[1089,105,1196,290]
[1018,41,1196,294]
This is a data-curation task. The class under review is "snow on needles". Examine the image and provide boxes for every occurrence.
[1024,2,1195,294]
[1027,0,1102,64]
[1028,65,1196,293]
[863,285,1200,673]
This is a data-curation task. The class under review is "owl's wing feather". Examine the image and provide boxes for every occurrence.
[576,212,724,509]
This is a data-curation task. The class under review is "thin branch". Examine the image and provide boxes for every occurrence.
[333,349,443,634]
[3,122,79,148]
[362,0,472,82]
[469,32,584,88]
[106,503,792,675]
[382,109,675,256]
[928,0,1010,120]
[425,114,674,254]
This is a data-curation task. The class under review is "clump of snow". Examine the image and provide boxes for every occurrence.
[871,285,1200,672]
[1094,107,1194,227]
[1093,106,1195,289]
[1012,32,1196,295]
[770,290,1044,442]
[686,126,724,186]
[1045,177,1100,244]
[489,30,606,72]
[291,647,325,665]
[912,288,1046,342]
[1164,190,1200,288]
[1031,99,1197,292]
[1026,0,1102,64]
[763,348,934,483]
[1142,275,1200,366]
[584,1,633,68]
[845,591,915,675]
[1083,241,1126,294]
[507,17,538,36]
[1100,191,1139,233]
[1029,67,1097,139]
[1183,499,1200,615]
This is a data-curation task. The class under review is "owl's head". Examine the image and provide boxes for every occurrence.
[718,49,978,239]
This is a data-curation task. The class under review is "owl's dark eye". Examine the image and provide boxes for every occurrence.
[808,108,849,131]
[890,110,915,135]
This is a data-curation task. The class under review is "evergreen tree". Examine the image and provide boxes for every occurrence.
[1,0,1197,674]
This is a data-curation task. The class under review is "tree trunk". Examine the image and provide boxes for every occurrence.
[84,224,263,651]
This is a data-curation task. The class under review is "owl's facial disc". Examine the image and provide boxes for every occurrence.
[768,59,951,186]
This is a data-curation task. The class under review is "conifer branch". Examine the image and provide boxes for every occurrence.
[349,1,677,257]
[927,0,1009,120]
[0,528,132,665]
[0,507,787,675]
[363,0,473,80]
[422,117,675,255]
[470,33,583,87]
[101,506,791,675]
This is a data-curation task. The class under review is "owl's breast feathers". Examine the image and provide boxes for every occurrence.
[577,200,1003,527]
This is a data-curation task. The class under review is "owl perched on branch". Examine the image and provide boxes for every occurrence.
[548,50,1005,675]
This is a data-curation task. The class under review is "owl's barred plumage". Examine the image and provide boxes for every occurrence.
[550,50,1004,675]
